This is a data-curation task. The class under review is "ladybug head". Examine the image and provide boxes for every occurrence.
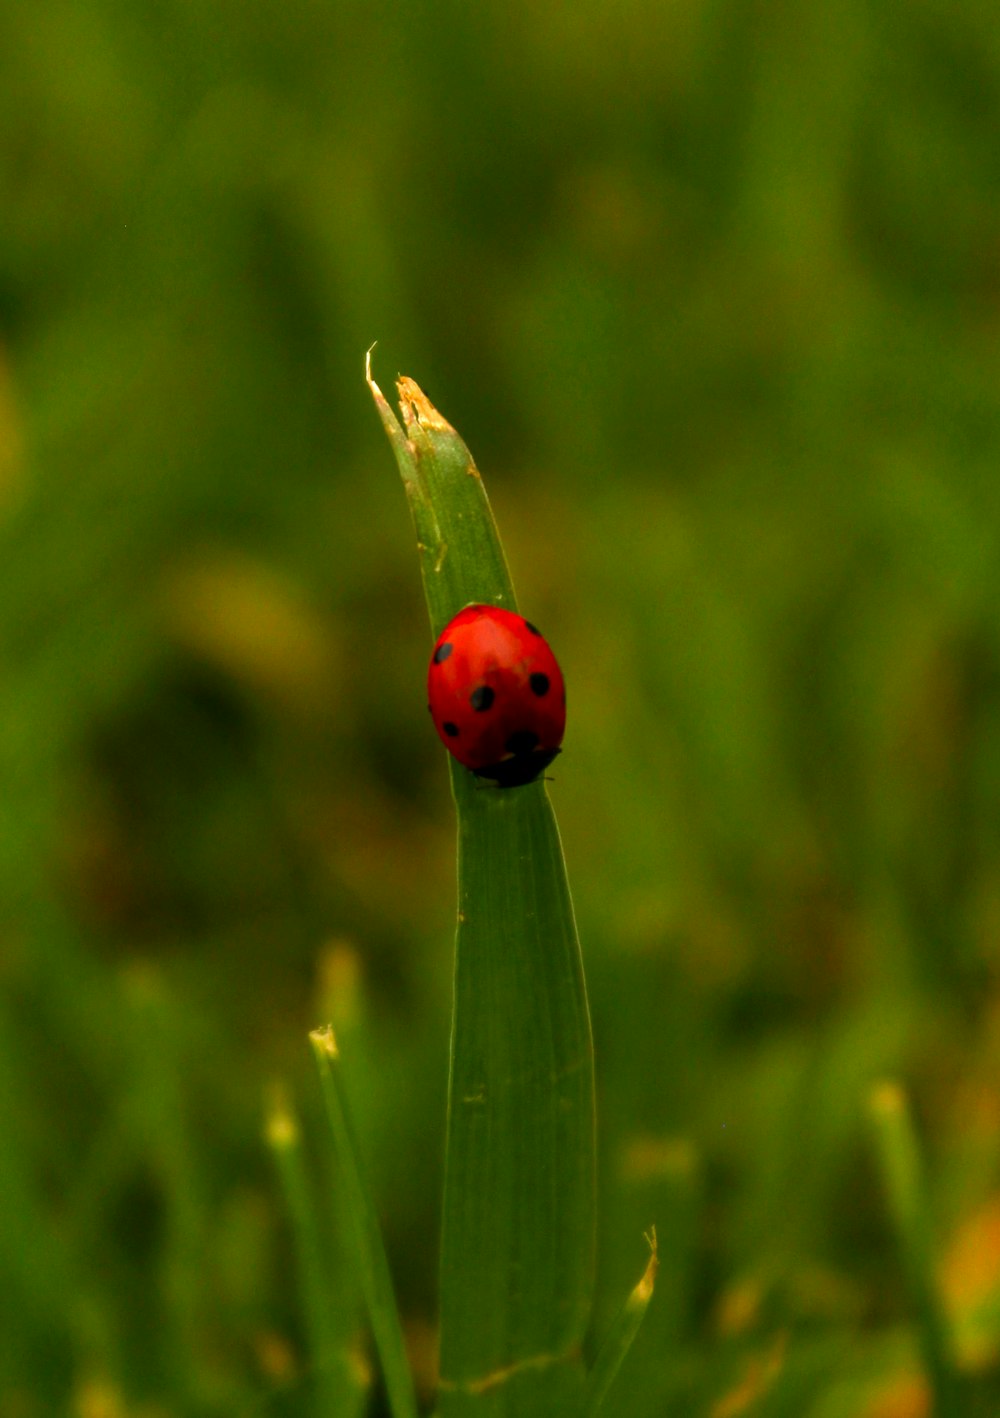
[473,745,561,789]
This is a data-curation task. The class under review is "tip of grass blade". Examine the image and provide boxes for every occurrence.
[310,1023,339,1059]
[366,348,414,463]
[636,1228,659,1303]
[397,377,452,435]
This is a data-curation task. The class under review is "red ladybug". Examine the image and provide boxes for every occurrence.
[427,604,566,787]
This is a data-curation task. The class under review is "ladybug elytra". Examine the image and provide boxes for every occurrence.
[427,604,566,788]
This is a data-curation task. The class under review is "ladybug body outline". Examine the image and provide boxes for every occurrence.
[427,604,566,788]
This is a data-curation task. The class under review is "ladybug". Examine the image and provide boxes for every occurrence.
[427,604,566,788]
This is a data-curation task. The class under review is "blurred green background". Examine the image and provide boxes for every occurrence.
[4,0,1000,1414]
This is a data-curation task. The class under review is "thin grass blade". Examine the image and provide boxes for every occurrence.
[869,1080,961,1418]
[265,1084,369,1417]
[583,1232,658,1417]
[310,1025,419,1418]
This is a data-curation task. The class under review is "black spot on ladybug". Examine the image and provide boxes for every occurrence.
[529,672,550,697]
[506,729,540,754]
[433,642,453,664]
[523,620,541,635]
[443,721,460,737]
[470,686,495,712]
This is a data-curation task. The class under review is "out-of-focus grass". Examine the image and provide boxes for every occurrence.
[2,0,1000,1414]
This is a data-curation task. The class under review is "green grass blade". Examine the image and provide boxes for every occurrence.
[265,1085,368,1417]
[368,359,596,1418]
[868,1081,961,1418]
[310,1026,419,1418]
[583,1232,658,1417]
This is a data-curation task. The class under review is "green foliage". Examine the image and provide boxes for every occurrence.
[2,0,1000,1414]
